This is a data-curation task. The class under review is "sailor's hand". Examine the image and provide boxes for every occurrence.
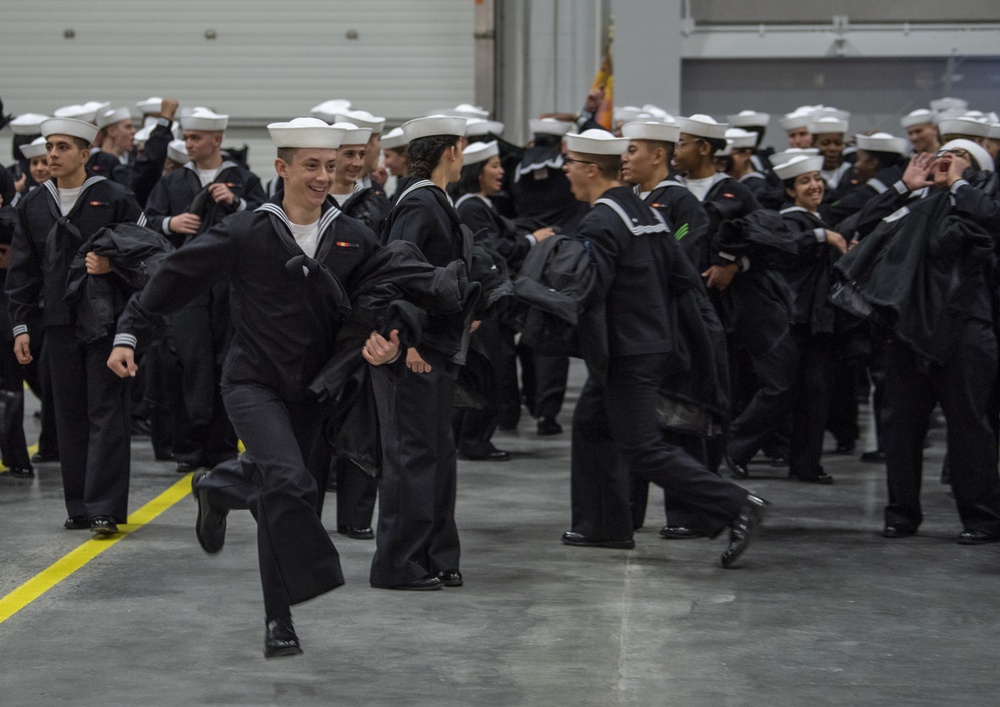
[107,346,138,378]
[363,329,401,366]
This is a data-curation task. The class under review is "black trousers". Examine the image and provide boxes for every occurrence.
[0,339,31,470]
[22,329,58,457]
[455,320,502,456]
[45,326,131,521]
[533,352,569,421]
[371,353,460,586]
[334,457,377,529]
[788,329,833,479]
[630,433,709,530]
[572,356,749,540]
[882,324,1000,534]
[726,331,799,467]
[220,384,344,620]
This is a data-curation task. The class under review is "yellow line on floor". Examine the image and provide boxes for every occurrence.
[0,472,193,625]
[0,443,39,474]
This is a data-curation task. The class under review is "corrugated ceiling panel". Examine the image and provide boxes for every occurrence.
[0,0,476,123]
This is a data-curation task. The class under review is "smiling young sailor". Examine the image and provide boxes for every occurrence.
[774,154,849,484]
[108,117,403,657]
[144,107,266,474]
[7,116,147,534]
[558,128,768,568]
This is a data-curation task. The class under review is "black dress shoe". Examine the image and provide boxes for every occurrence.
[860,450,886,463]
[882,524,917,538]
[659,525,707,540]
[337,525,374,540]
[192,470,227,553]
[90,517,119,536]
[371,576,443,591]
[31,452,58,464]
[7,467,34,479]
[460,448,511,461]
[64,516,89,530]
[721,495,769,568]
[724,455,749,479]
[788,471,834,485]
[560,531,635,549]
[175,461,199,474]
[264,617,303,658]
[537,418,563,436]
[957,529,1000,545]
[436,570,463,587]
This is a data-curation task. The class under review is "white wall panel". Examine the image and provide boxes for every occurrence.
[0,0,475,124]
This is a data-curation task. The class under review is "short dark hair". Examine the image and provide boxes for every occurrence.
[532,134,563,149]
[71,137,90,151]
[276,147,300,164]
[456,160,486,196]
[639,139,674,162]
[407,135,461,179]
[591,154,621,180]
[864,149,908,171]
[704,137,727,155]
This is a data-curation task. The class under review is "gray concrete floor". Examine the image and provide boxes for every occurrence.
[1,360,999,706]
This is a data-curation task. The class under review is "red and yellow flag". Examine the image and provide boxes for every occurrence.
[590,42,614,131]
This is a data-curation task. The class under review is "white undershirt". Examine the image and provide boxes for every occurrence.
[328,191,354,206]
[683,176,716,203]
[197,168,219,188]
[58,185,83,216]
[288,219,320,258]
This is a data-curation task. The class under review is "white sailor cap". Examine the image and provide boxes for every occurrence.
[54,102,107,123]
[41,117,99,144]
[133,124,154,149]
[620,120,681,144]
[529,118,575,136]
[901,109,935,128]
[813,107,851,122]
[724,127,758,149]
[463,140,499,165]
[772,154,825,181]
[449,103,490,119]
[465,119,505,137]
[330,121,373,146]
[770,147,820,165]
[779,107,819,131]
[934,108,967,122]
[9,113,49,136]
[332,110,385,134]
[642,104,675,123]
[268,117,345,149]
[181,108,228,132]
[19,136,48,160]
[380,127,408,151]
[940,139,994,172]
[855,133,908,155]
[97,107,132,129]
[614,106,645,124]
[808,116,848,135]
[402,115,466,142]
[564,128,629,156]
[136,97,163,115]
[937,116,990,138]
[167,140,189,164]
[675,114,728,140]
[727,110,770,128]
[988,123,1000,140]
[310,99,352,123]
[930,97,968,113]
